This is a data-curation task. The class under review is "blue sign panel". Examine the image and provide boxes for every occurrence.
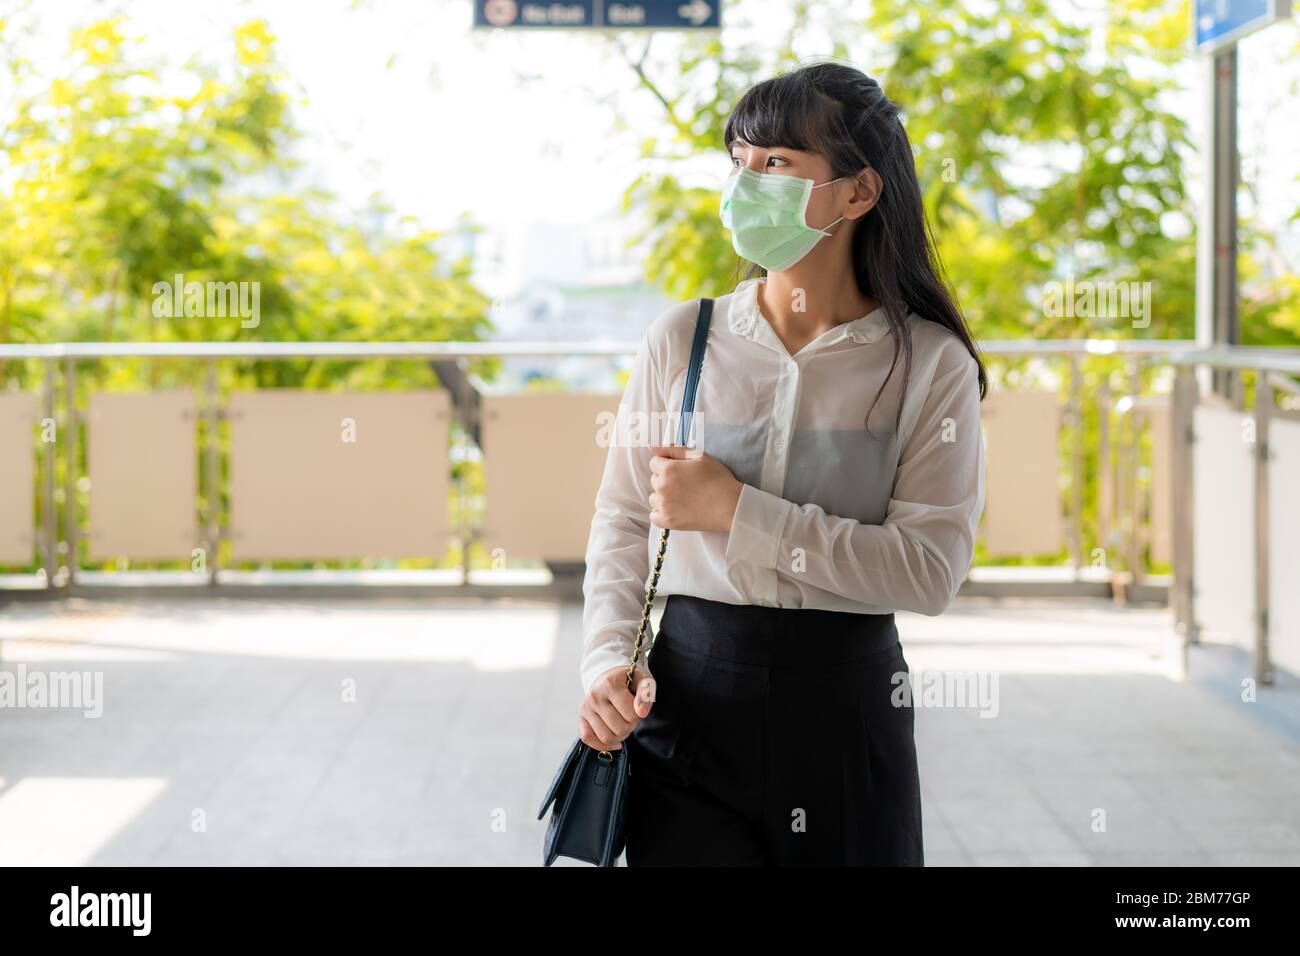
[1193,0,1291,53]
[473,0,721,30]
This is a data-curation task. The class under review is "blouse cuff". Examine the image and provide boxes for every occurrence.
[724,482,792,570]
[580,638,652,697]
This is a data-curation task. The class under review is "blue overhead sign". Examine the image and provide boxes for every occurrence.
[473,0,720,30]
[1193,0,1292,53]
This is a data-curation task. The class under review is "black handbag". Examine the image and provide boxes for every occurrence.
[537,296,714,867]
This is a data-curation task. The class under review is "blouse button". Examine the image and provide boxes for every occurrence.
[786,361,797,373]
[774,436,785,451]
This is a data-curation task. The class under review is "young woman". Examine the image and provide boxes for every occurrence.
[576,61,987,866]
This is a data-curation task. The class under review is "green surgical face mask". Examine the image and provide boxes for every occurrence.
[719,166,847,272]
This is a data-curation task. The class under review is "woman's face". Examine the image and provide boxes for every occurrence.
[727,138,881,227]
[727,139,852,232]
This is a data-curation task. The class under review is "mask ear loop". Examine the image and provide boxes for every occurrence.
[817,215,847,236]
[811,175,847,189]
[809,174,849,235]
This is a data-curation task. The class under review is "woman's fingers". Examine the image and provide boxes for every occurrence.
[577,669,654,750]
[578,715,620,750]
[577,687,635,750]
[630,672,657,718]
[593,694,635,740]
[580,706,634,749]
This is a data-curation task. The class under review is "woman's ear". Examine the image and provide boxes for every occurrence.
[846,167,884,219]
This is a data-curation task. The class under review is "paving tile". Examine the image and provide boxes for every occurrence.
[1,595,1298,866]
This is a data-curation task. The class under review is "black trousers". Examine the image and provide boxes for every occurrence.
[624,594,923,866]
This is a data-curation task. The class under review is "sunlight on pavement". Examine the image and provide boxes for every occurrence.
[0,777,169,866]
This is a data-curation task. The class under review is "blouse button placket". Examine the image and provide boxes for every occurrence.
[761,356,799,496]
[756,352,803,606]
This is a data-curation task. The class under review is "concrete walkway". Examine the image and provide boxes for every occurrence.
[0,595,1296,866]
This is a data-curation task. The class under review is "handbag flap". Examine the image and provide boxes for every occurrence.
[537,737,583,820]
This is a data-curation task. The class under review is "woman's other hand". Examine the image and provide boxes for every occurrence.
[578,665,656,751]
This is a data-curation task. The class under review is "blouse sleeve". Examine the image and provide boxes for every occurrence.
[723,350,985,616]
[578,331,663,696]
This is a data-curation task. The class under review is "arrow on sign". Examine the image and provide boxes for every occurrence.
[677,0,713,27]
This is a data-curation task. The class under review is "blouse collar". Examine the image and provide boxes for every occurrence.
[726,276,890,348]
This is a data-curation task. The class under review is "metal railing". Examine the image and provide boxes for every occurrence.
[1164,351,1300,686]
[1,337,1298,684]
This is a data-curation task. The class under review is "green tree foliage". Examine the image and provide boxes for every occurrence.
[0,15,491,390]
[0,14,492,572]
[605,0,1298,573]
[611,0,1297,348]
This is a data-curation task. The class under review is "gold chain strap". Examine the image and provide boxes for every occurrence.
[595,527,670,759]
[623,526,670,694]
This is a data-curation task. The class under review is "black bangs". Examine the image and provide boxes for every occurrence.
[723,72,851,164]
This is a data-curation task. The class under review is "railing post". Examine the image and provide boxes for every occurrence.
[62,354,77,591]
[41,359,58,592]
[1098,378,1111,572]
[1127,361,1142,596]
[1171,365,1198,649]
[205,358,221,586]
[1253,368,1273,686]
[457,357,474,581]
[1068,355,1083,579]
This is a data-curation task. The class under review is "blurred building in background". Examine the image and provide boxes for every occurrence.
[471,207,673,389]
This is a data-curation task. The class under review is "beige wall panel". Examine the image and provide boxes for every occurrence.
[1268,418,1300,677]
[0,393,38,565]
[481,393,621,562]
[87,391,198,562]
[980,390,1063,557]
[1143,401,1173,567]
[229,390,450,561]
[1192,405,1254,650]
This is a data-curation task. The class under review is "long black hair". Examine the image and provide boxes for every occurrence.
[722,62,988,432]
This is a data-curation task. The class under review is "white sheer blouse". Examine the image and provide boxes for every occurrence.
[579,276,986,695]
